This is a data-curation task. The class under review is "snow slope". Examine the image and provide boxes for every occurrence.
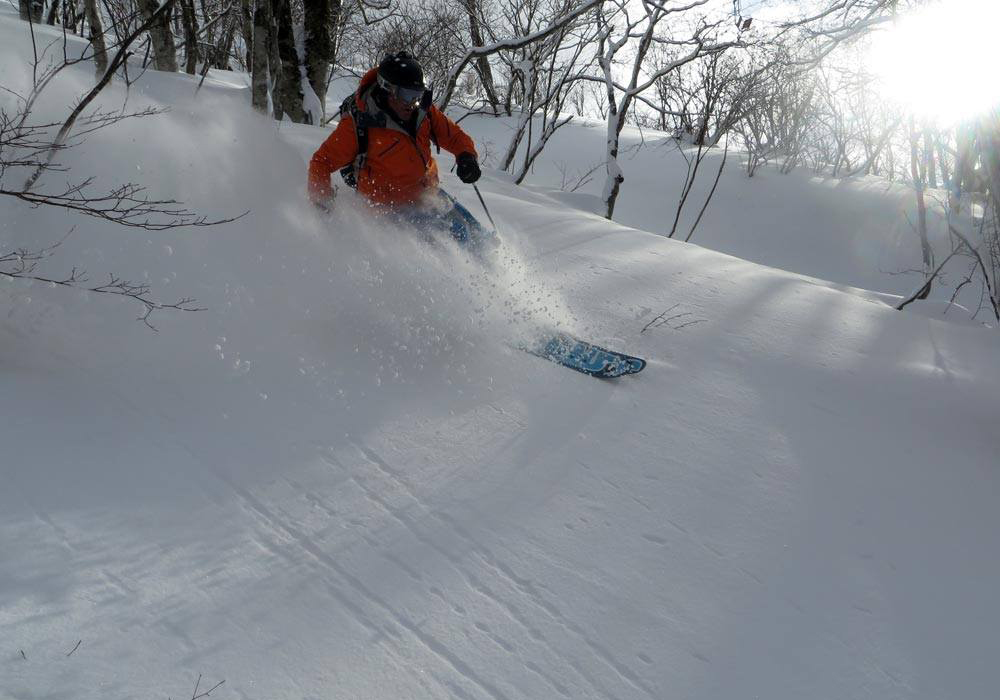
[3,11,999,700]
[461,115,959,311]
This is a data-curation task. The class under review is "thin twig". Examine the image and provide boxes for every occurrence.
[641,301,708,333]
[189,674,225,700]
[641,303,681,333]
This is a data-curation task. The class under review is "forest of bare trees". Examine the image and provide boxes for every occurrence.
[6,0,1000,320]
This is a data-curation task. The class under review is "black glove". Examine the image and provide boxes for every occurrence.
[456,152,481,184]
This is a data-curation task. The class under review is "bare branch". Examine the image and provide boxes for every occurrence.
[2,182,246,229]
[685,137,728,242]
[1,235,206,331]
[188,674,225,700]
[641,303,707,333]
[947,223,1000,321]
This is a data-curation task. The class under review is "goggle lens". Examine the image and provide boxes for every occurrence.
[392,85,424,105]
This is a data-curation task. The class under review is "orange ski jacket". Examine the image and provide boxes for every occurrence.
[308,69,478,207]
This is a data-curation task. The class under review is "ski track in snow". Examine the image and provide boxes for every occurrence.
[171,435,653,700]
[339,442,620,700]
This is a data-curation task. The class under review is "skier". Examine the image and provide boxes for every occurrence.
[308,51,488,246]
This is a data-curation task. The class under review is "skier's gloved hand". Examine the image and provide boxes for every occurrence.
[456,153,481,184]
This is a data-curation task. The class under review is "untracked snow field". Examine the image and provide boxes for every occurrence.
[3,10,999,700]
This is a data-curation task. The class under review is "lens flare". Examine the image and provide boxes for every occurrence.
[867,0,1000,124]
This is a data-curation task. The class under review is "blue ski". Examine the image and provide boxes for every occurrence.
[523,331,646,378]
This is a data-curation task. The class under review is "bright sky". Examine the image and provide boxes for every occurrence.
[867,0,1000,124]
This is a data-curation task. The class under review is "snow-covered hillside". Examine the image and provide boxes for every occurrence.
[3,10,999,700]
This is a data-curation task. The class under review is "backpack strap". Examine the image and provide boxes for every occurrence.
[421,88,441,154]
[338,90,387,188]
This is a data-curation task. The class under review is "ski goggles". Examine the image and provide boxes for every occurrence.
[378,76,425,106]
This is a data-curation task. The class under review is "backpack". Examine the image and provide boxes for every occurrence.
[337,86,439,189]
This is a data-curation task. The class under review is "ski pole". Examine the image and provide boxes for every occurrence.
[473,184,498,234]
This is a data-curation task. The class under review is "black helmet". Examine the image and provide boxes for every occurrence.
[377,51,426,105]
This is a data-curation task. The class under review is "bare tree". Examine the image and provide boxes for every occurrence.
[492,0,597,180]
[656,46,765,150]
[437,0,604,112]
[353,0,468,93]
[509,24,592,184]
[775,0,900,67]
[589,0,736,219]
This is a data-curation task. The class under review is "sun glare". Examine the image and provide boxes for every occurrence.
[868,0,1000,124]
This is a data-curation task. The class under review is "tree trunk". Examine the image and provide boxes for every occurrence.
[241,0,254,69]
[82,0,108,76]
[46,0,60,24]
[216,16,237,69]
[602,106,626,220]
[937,137,952,194]
[978,116,1000,224]
[19,0,43,21]
[179,0,200,74]
[138,0,178,72]
[500,67,538,172]
[908,117,933,299]
[501,108,532,172]
[464,0,499,113]
[502,76,514,116]
[303,0,331,123]
[954,123,975,201]
[271,0,304,122]
[251,0,272,113]
[64,0,79,34]
[923,125,937,189]
[199,0,214,46]
[514,116,572,185]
